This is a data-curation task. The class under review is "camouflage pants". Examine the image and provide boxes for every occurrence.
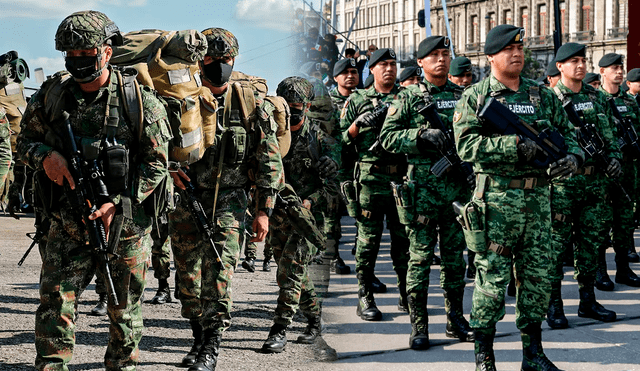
[170,187,246,331]
[470,182,552,330]
[603,160,637,254]
[323,198,343,258]
[35,219,150,371]
[150,219,171,280]
[549,176,611,285]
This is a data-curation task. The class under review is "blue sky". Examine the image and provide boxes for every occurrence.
[0,0,307,93]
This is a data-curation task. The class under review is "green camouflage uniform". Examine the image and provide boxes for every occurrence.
[381,79,468,324]
[340,85,410,289]
[151,217,172,280]
[18,69,171,371]
[549,81,621,287]
[0,107,10,191]
[453,74,583,330]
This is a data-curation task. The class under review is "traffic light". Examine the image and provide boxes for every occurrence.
[418,9,425,28]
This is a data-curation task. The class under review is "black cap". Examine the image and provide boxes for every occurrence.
[547,59,560,77]
[417,36,450,59]
[599,53,624,67]
[449,57,472,76]
[627,68,640,83]
[398,66,421,82]
[555,43,586,63]
[583,72,600,84]
[484,25,525,55]
[364,74,375,88]
[369,48,396,68]
[621,81,629,92]
[333,58,357,77]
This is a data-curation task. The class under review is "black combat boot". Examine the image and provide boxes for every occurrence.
[241,258,256,273]
[188,328,222,371]
[578,281,616,322]
[407,294,429,350]
[474,328,497,371]
[467,250,476,279]
[330,256,351,274]
[151,278,172,304]
[262,259,271,272]
[546,281,568,329]
[261,323,287,353]
[182,319,204,367]
[628,245,640,263]
[444,289,474,342]
[397,271,408,313]
[90,293,108,316]
[370,274,387,293]
[595,247,614,291]
[614,244,640,287]
[297,313,321,344]
[356,286,382,321]
[520,323,562,371]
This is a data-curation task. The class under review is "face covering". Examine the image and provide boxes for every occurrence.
[203,60,233,87]
[289,107,305,126]
[65,53,106,82]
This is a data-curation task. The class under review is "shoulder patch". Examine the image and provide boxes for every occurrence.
[388,106,398,116]
[453,111,462,123]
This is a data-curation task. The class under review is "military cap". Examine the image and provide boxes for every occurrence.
[201,28,239,58]
[555,43,586,63]
[599,53,623,67]
[55,10,123,51]
[450,57,472,76]
[363,74,375,88]
[398,66,421,82]
[627,68,640,83]
[333,58,357,77]
[621,81,629,92]
[277,76,314,104]
[369,48,396,68]
[583,72,600,84]
[547,59,560,76]
[484,25,525,55]
[417,36,450,59]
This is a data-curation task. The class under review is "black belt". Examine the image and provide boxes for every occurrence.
[370,164,407,175]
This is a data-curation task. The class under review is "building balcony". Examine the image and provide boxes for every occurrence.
[526,35,553,47]
[571,30,595,42]
[465,42,482,52]
[607,27,628,40]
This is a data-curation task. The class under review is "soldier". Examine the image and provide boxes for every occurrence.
[626,68,640,99]
[547,59,561,88]
[595,53,640,289]
[261,76,340,353]
[149,219,173,303]
[453,25,583,371]
[17,10,171,370]
[448,56,473,87]
[0,108,9,192]
[381,36,473,350]
[340,48,410,321]
[330,58,359,112]
[546,43,620,332]
[169,27,284,371]
[398,66,422,87]
[584,72,601,90]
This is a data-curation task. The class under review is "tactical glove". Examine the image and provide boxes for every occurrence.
[353,111,379,128]
[606,158,623,178]
[418,128,447,151]
[316,155,338,179]
[516,136,541,162]
[549,154,579,180]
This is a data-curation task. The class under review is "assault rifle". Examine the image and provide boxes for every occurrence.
[366,103,391,155]
[562,101,631,201]
[478,97,568,168]
[275,184,326,249]
[60,112,119,306]
[417,98,475,188]
[607,98,640,158]
[18,215,49,266]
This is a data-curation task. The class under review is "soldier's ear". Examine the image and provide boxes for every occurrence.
[103,45,113,64]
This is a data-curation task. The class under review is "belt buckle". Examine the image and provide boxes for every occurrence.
[523,177,536,189]
[584,166,593,175]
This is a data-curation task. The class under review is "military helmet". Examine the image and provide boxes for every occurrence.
[55,10,123,51]
[277,76,314,104]
[201,28,239,58]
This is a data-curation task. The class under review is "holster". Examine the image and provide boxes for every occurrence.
[391,180,416,225]
[340,180,360,218]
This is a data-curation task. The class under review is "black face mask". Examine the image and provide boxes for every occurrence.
[65,54,105,82]
[203,60,233,87]
[289,107,305,126]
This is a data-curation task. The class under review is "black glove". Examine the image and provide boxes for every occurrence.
[353,111,378,128]
[517,137,541,162]
[549,154,578,179]
[418,128,447,151]
[316,155,338,179]
[606,158,623,178]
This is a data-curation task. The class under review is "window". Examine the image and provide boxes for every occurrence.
[559,1,566,34]
[537,4,547,36]
[504,9,512,24]
[471,15,479,43]
[487,12,496,32]
[579,0,592,31]
[520,7,529,33]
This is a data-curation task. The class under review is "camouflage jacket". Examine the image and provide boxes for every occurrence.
[453,74,583,178]
[599,86,640,160]
[17,68,172,239]
[329,86,351,114]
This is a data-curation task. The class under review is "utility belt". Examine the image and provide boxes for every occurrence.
[573,165,597,176]
[475,174,548,198]
[368,163,407,175]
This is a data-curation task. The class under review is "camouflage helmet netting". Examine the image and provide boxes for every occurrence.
[277,76,315,104]
[55,10,123,51]
[201,28,239,58]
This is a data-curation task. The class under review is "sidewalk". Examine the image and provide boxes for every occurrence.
[320,217,640,371]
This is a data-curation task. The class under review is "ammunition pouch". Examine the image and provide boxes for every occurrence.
[391,180,415,225]
[100,143,129,195]
[459,198,487,254]
[143,173,175,221]
[224,125,248,165]
[340,180,360,218]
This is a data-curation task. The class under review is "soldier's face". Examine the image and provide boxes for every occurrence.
[400,75,421,87]
[600,65,624,86]
[449,71,473,87]
[548,75,561,88]
[558,56,586,81]
[627,81,640,95]
[370,59,397,88]
[335,68,359,89]
[487,44,524,77]
[418,48,450,79]
[588,80,601,89]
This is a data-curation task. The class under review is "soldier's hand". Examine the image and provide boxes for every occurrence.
[516,137,541,162]
[170,167,191,191]
[353,111,378,128]
[606,158,623,178]
[316,155,338,179]
[549,154,578,179]
[418,128,447,151]
[250,210,269,242]
[43,150,75,189]
[88,202,116,239]
[302,199,312,210]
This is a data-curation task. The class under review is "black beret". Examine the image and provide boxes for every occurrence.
[555,43,586,63]
[369,48,396,68]
[484,25,525,55]
[583,72,600,84]
[417,36,450,59]
[333,58,357,77]
[398,66,421,82]
[536,76,549,85]
[621,81,629,92]
[628,68,640,83]
[547,59,560,76]
[363,73,375,88]
[599,53,624,67]
[449,57,472,76]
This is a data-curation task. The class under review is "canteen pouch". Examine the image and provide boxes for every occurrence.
[461,198,487,253]
[340,180,360,218]
[391,180,415,225]
[224,125,247,165]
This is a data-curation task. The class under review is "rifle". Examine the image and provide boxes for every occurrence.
[60,112,119,306]
[562,101,631,201]
[607,98,640,158]
[18,217,49,266]
[417,98,475,188]
[275,184,326,249]
[478,97,568,168]
[365,102,391,155]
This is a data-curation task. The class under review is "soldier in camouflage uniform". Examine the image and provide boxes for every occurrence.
[17,11,171,370]
[380,36,473,350]
[261,76,340,353]
[340,48,410,321]
[546,43,621,332]
[453,25,583,371]
[594,53,640,290]
[0,107,10,192]
[169,28,284,371]
[149,218,173,303]
[626,68,640,263]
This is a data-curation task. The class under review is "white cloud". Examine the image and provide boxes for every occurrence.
[0,0,147,19]
[235,0,297,31]
[29,56,66,80]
